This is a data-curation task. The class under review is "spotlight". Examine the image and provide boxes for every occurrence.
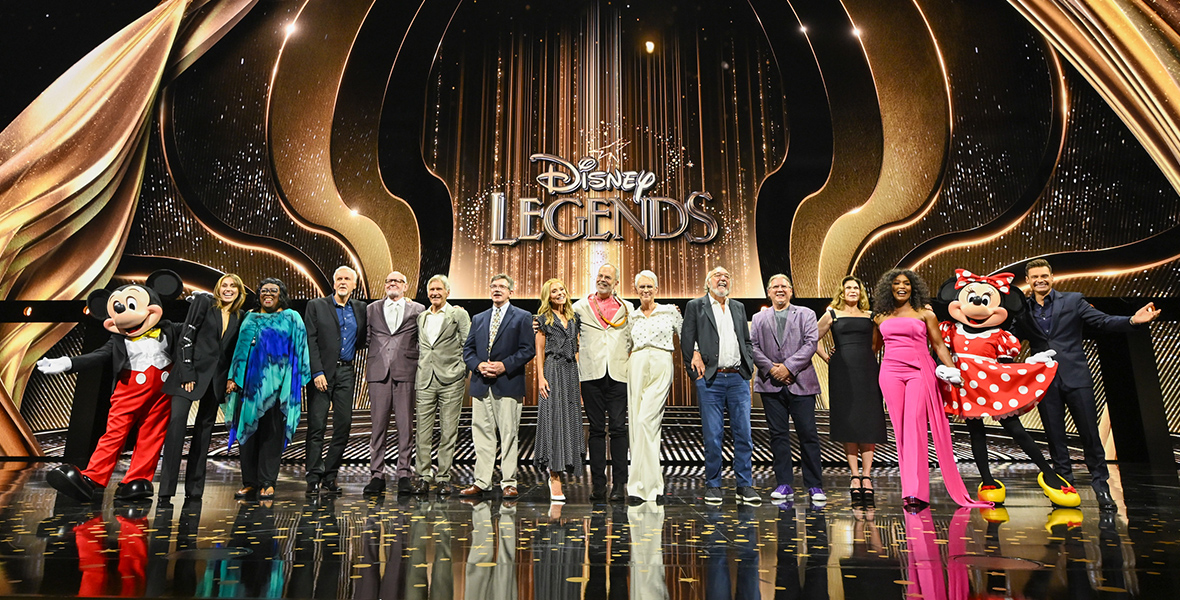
[852,27,862,37]
[645,41,655,54]
[285,23,297,37]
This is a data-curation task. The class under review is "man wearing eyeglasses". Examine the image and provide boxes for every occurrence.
[303,266,369,495]
[365,271,426,495]
[460,274,536,498]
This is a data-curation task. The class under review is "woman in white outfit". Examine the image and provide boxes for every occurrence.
[625,270,682,503]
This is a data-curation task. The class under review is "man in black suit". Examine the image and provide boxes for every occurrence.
[303,266,368,494]
[681,266,759,505]
[1016,259,1160,509]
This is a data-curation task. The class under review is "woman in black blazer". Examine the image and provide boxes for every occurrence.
[158,273,246,500]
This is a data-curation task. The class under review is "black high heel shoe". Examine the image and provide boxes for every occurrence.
[849,476,863,502]
[861,476,874,503]
[902,496,929,513]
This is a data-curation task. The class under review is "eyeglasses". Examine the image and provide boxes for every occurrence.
[386,278,406,284]
[260,288,280,295]
[489,283,510,290]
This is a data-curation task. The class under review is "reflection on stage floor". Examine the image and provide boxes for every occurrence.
[1,461,1178,599]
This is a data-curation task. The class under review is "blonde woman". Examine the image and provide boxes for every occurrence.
[534,278,584,502]
[815,276,885,502]
[625,270,682,503]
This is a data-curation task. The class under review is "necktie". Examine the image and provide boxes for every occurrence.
[488,307,502,354]
[386,302,402,333]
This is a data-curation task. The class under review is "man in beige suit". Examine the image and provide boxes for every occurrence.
[413,274,471,496]
[573,263,635,501]
[365,271,426,495]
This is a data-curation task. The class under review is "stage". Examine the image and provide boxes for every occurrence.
[1,460,1178,599]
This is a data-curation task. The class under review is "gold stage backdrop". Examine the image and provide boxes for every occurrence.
[3,0,1180,456]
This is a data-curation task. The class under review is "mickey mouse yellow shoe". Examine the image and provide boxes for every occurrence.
[1038,472,1081,507]
[977,480,1006,504]
[1045,507,1083,532]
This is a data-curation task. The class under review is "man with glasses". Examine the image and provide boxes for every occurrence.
[681,266,759,504]
[365,271,425,495]
[460,274,536,498]
[303,266,368,495]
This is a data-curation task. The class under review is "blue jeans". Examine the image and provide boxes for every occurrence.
[696,372,753,488]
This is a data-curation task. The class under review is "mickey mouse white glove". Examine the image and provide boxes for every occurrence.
[36,357,72,375]
[935,365,962,386]
[1027,350,1057,365]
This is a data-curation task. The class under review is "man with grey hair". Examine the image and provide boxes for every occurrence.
[364,270,425,495]
[750,274,824,503]
[572,263,634,501]
[411,274,470,496]
[303,265,368,494]
[681,266,758,504]
[461,274,535,498]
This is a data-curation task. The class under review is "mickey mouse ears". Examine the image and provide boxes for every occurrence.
[146,269,183,300]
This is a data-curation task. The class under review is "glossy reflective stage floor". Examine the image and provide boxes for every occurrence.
[1,461,1178,599]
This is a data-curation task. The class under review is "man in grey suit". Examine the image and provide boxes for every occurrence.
[414,274,471,496]
[750,274,824,503]
[681,266,759,505]
[303,266,368,495]
[365,271,426,495]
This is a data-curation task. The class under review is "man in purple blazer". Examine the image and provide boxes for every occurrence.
[750,274,825,503]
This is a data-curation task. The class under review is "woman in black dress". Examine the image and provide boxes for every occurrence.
[534,277,584,502]
[816,276,886,500]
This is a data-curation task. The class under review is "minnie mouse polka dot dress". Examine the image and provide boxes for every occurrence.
[940,322,1057,420]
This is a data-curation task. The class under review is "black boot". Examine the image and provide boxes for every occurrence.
[1093,481,1116,510]
[46,464,102,503]
[114,479,154,502]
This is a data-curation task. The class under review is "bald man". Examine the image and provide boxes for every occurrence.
[365,271,425,495]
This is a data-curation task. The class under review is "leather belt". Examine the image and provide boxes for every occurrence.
[337,359,354,366]
[717,367,740,374]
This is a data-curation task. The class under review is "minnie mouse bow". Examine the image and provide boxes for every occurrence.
[954,269,1014,294]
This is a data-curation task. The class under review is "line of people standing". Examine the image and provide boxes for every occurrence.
[157,258,1158,510]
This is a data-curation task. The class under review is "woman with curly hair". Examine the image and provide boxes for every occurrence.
[226,277,311,500]
[872,269,989,511]
[534,277,584,502]
[816,275,886,502]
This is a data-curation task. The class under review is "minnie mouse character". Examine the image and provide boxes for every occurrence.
[937,269,1080,507]
[36,270,203,502]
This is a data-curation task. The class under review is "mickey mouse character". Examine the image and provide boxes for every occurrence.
[936,269,1080,507]
[36,270,198,502]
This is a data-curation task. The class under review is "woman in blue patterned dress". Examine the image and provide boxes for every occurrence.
[534,277,584,502]
[225,277,311,500]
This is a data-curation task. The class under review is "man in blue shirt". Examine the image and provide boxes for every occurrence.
[303,266,369,494]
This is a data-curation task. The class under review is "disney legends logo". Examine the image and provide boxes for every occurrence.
[489,153,719,245]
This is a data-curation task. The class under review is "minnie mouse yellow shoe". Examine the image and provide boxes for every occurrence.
[978,480,1006,504]
[1038,473,1081,507]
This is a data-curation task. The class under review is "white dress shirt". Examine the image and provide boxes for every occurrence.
[384,297,406,332]
[423,302,449,345]
[710,295,741,368]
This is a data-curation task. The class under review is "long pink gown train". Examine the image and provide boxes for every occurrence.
[879,317,991,508]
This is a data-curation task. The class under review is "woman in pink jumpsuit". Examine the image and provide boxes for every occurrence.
[873,269,991,511]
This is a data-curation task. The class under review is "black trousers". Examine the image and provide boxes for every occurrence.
[158,387,221,497]
[1035,378,1109,487]
[305,363,355,484]
[240,403,285,488]
[581,375,628,486]
[763,390,823,489]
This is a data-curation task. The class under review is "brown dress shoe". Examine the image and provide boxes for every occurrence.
[502,485,519,498]
[459,484,485,497]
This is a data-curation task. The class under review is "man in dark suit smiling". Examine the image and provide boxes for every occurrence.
[1016,258,1160,509]
[460,274,536,499]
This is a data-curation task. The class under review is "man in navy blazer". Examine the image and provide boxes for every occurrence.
[460,273,536,498]
[681,266,759,504]
[750,274,825,503]
[1015,259,1161,509]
